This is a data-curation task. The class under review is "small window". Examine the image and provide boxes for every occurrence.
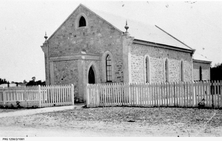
[199,66,202,81]
[165,59,169,82]
[79,16,86,27]
[145,56,150,83]
[106,54,112,82]
[181,61,184,82]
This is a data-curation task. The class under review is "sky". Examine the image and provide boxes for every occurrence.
[0,0,222,82]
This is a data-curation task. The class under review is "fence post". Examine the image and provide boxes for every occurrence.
[220,81,222,108]
[173,82,176,107]
[127,83,129,105]
[136,85,139,106]
[71,84,74,106]
[212,81,215,108]
[3,89,6,106]
[125,83,130,106]
[192,82,195,107]
[86,84,90,107]
[38,85,42,108]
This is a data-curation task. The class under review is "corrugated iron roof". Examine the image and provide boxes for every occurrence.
[193,52,211,62]
[89,6,193,51]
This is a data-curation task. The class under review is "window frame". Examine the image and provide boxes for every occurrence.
[75,13,88,29]
[106,54,112,82]
[79,16,86,27]
[165,59,169,82]
[145,56,150,83]
[199,66,202,81]
[181,61,184,82]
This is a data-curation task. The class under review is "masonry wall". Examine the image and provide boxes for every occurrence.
[47,5,124,84]
[52,60,79,99]
[130,43,193,83]
[193,61,211,81]
[42,5,127,102]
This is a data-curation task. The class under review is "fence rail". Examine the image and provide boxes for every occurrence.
[86,81,222,108]
[0,84,74,108]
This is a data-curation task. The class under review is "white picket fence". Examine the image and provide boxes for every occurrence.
[0,84,74,108]
[86,81,222,108]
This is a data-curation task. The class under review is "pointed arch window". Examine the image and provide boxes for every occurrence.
[106,54,112,82]
[145,56,150,83]
[181,61,184,82]
[88,66,95,84]
[79,16,86,27]
[165,59,169,82]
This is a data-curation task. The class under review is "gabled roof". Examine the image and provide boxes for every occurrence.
[46,4,194,51]
[193,52,211,63]
[87,5,194,51]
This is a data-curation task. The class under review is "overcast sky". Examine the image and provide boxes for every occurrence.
[0,0,222,82]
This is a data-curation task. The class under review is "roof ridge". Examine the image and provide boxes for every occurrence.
[80,4,124,33]
[45,3,195,52]
[91,8,194,51]
[194,52,209,59]
[90,7,156,27]
[155,25,194,51]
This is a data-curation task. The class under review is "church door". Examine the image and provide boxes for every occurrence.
[88,66,95,84]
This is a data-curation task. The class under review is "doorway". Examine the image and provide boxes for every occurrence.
[88,66,95,84]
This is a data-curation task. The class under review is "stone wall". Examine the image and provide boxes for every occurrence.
[193,60,211,81]
[130,43,193,83]
[42,4,197,102]
[47,5,124,83]
[52,60,79,99]
[169,59,180,82]
[43,5,127,101]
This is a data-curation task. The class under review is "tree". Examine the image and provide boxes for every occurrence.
[0,78,9,84]
[23,80,27,84]
[26,76,36,86]
[32,77,36,82]
[26,77,45,86]
[211,63,222,81]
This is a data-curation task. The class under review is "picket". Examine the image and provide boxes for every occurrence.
[206,81,210,107]
[217,81,220,108]
[220,81,222,108]
[0,84,74,108]
[86,81,222,108]
[162,83,165,106]
[170,83,172,106]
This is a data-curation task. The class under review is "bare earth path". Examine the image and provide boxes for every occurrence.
[0,106,75,118]
[0,107,222,137]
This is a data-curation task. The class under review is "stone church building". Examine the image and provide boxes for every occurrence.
[41,4,210,102]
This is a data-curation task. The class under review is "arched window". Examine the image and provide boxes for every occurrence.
[106,54,112,82]
[145,56,150,83]
[79,16,86,27]
[199,66,202,81]
[181,61,184,82]
[165,59,169,82]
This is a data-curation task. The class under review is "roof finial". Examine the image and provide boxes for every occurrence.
[124,20,129,33]
[44,32,48,41]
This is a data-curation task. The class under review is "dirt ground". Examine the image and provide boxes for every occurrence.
[0,109,22,113]
[0,107,222,137]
